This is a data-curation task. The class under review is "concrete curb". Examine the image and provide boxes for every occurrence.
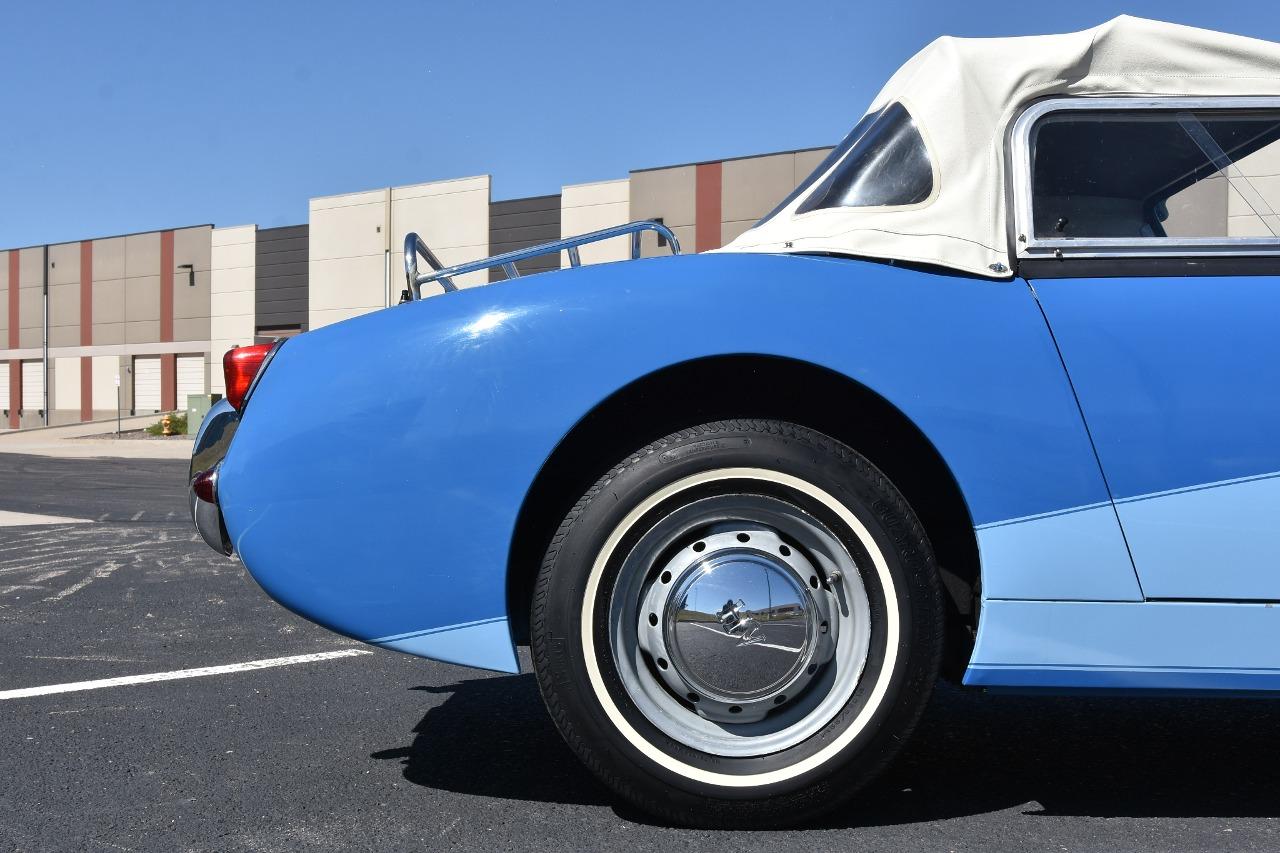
[0,416,194,460]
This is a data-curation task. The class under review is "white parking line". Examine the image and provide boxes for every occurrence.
[0,649,374,700]
[0,510,93,527]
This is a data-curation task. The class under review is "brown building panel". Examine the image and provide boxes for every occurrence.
[17,248,43,350]
[7,360,18,429]
[630,165,696,258]
[161,353,176,412]
[80,241,93,344]
[160,230,174,342]
[6,251,16,349]
[80,357,92,422]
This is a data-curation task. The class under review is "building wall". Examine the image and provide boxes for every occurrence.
[2,145,845,431]
[630,165,696,259]
[18,247,42,351]
[1154,140,1280,239]
[2,251,13,427]
[255,224,308,338]
[210,225,257,396]
[309,176,490,330]
[0,225,213,427]
[309,188,395,330]
[1229,142,1280,237]
[630,148,832,258]
[560,179,631,267]
[391,177,490,298]
[488,194,560,282]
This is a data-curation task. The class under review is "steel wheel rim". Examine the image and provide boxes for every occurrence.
[608,491,873,758]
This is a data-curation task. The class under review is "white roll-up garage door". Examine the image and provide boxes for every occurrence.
[133,356,161,414]
[176,356,205,407]
[0,365,9,413]
[21,361,44,412]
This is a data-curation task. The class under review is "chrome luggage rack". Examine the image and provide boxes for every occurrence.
[403,220,681,301]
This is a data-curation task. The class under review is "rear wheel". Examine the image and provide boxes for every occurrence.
[531,420,943,827]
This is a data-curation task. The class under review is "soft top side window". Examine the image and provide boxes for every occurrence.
[755,109,883,227]
[1022,103,1280,246]
[755,101,934,228]
[798,102,934,213]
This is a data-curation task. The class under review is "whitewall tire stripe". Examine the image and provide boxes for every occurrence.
[580,466,899,788]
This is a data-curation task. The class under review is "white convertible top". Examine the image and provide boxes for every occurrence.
[721,16,1280,277]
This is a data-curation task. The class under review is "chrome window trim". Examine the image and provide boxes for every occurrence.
[1010,96,1280,262]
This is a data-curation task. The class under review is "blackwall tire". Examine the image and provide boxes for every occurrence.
[531,420,943,827]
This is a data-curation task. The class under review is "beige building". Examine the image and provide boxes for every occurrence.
[309,177,491,329]
[629,147,832,258]
[2,144,835,428]
[1,226,214,429]
[560,179,632,267]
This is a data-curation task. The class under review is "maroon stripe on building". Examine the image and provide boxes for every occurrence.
[695,161,723,253]
[159,231,176,411]
[80,357,92,421]
[8,360,18,429]
[80,241,93,420]
[161,354,177,412]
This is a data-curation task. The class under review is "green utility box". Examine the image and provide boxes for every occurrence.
[185,394,217,435]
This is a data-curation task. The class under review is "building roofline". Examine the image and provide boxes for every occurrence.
[629,144,833,175]
[3,223,215,254]
[491,192,562,204]
[308,174,491,204]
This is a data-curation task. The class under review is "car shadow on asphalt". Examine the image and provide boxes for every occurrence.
[372,674,1280,827]
[370,673,613,807]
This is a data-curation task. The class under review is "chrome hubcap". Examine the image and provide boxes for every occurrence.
[609,491,872,757]
[637,526,839,723]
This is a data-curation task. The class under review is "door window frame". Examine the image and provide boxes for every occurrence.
[1010,96,1280,274]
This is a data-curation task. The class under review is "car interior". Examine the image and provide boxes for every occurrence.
[1030,110,1280,240]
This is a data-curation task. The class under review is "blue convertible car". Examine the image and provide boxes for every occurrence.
[190,16,1280,826]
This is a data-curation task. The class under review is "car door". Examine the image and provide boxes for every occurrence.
[1012,97,1280,600]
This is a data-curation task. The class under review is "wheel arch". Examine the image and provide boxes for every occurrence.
[506,353,980,679]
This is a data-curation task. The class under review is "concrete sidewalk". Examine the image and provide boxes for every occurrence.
[0,417,194,460]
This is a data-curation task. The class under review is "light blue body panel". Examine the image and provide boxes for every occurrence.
[1033,276,1280,600]
[975,504,1142,601]
[966,600,1280,692]
[1113,473,1280,600]
[216,253,1128,673]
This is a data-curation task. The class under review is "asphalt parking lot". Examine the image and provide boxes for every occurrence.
[2,453,1279,852]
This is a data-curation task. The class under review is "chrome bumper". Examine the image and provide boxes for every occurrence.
[189,468,232,555]
[189,398,241,557]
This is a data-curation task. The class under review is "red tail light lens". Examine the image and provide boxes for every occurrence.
[192,468,218,503]
[223,344,274,410]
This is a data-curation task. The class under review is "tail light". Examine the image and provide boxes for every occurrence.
[223,343,275,410]
[192,467,218,503]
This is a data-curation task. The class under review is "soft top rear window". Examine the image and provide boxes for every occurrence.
[757,102,934,226]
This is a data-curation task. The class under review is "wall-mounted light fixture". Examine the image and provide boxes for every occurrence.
[177,263,195,287]
[652,217,667,248]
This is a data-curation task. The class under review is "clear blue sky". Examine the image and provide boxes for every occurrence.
[2,0,1277,248]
